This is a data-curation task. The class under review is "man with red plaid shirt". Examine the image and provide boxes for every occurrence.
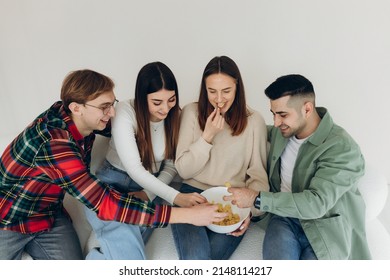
[0,69,226,260]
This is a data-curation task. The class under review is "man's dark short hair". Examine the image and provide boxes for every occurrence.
[265,74,315,100]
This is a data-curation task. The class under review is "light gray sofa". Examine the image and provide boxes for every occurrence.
[74,135,390,260]
[1,134,389,260]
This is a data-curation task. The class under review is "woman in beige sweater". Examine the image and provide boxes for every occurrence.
[172,56,269,259]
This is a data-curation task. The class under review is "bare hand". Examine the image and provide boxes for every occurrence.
[190,203,228,226]
[170,203,228,226]
[223,187,259,208]
[173,192,208,207]
[202,108,224,143]
[229,216,251,237]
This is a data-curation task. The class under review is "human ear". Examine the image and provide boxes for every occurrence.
[303,101,314,117]
[68,102,83,116]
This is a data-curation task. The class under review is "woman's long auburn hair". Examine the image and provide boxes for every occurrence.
[134,62,180,171]
[198,56,249,136]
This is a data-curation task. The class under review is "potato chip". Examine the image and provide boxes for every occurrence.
[212,203,240,226]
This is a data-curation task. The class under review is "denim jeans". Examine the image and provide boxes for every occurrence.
[263,215,317,260]
[171,183,245,260]
[0,211,82,260]
[84,160,157,260]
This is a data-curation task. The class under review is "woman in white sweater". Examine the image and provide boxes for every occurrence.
[172,56,270,259]
[84,62,206,259]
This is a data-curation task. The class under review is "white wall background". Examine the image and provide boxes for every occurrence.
[1,0,389,183]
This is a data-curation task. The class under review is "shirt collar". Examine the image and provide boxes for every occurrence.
[307,107,334,146]
[55,101,84,143]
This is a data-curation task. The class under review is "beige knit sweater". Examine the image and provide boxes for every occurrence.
[175,102,269,216]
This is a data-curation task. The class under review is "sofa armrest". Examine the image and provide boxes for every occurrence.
[378,184,390,235]
[358,163,388,221]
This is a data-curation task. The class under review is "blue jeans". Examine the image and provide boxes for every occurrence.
[84,160,157,260]
[171,184,245,260]
[0,211,82,260]
[263,215,317,260]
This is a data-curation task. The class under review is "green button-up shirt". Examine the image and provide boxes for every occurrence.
[261,107,370,259]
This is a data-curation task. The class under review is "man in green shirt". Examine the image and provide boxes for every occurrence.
[226,74,370,259]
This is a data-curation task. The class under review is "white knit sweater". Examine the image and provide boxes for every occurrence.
[105,99,179,204]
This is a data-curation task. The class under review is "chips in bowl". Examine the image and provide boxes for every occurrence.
[201,186,251,234]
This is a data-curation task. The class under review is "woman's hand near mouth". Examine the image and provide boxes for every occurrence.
[202,107,224,144]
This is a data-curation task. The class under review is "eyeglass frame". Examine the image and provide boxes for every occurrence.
[84,99,119,115]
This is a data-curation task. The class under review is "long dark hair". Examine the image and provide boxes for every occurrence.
[198,56,249,136]
[134,62,180,171]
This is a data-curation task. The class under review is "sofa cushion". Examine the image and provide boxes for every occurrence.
[358,163,388,221]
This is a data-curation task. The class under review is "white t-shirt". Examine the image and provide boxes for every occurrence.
[280,135,308,193]
[105,99,179,204]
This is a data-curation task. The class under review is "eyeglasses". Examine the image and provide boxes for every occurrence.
[84,99,119,115]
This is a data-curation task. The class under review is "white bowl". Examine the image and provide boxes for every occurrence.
[201,186,251,234]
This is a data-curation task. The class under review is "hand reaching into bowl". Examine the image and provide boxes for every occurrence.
[174,192,208,207]
[224,187,259,208]
[170,203,228,226]
[201,187,251,234]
